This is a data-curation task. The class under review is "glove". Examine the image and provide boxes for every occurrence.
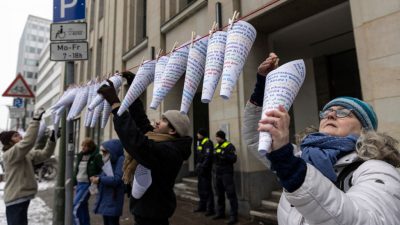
[97,80,121,105]
[121,71,135,86]
[33,108,45,121]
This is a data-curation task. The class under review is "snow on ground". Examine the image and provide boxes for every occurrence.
[0,181,54,225]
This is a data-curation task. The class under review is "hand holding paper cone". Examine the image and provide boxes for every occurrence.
[258,59,306,156]
[88,74,123,111]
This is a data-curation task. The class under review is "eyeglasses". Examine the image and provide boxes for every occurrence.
[319,108,353,119]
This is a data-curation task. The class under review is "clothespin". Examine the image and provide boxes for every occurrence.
[229,10,239,29]
[171,41,178,53]
[190,31,196,48]
[156,49,163,61]
[140,56,145,66]
[209,21,216,38]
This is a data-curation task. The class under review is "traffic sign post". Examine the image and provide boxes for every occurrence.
[50,22,87,41]
[50,42,88,61]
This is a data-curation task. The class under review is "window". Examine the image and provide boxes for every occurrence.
[24,59,37,66]
[127,0,147,50]
[96,39,103,76]
[26,72,33,78]
[34,73,38,79]
[38,37,44,42]
[36,48,42,54]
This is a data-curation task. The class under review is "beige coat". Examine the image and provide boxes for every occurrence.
[3,120,56,203]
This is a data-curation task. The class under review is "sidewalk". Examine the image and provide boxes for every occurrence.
[0,182,264,225]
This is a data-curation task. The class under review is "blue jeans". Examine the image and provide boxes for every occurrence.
[6,200,30,225]
[73,182,91,225]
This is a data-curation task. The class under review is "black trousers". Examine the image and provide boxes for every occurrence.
[197,171,215,212]
[103,216,120,225]
[6,200,30,225]
[215,171,238,217]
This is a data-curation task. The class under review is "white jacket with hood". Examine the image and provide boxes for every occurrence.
[243,101,400,225]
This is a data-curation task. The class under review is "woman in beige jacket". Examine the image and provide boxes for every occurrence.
[1,109,58,225]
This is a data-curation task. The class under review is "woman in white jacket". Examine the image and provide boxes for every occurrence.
[243,53,400,225]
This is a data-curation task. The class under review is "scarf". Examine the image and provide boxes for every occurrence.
[122,132,175,184]
[300,132,358,182]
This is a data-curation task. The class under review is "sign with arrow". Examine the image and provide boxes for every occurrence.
[2,74,35,98]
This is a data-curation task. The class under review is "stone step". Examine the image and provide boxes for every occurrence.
[261,200,279,210]
[270,190,282,201]
[182,177,198,185]
[174,183,198,193]
[177,193,200,203]
[250,209,278,225]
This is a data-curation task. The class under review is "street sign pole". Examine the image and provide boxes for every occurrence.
[65,61,74,225]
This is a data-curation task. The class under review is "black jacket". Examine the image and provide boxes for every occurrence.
[112,99,192,222]
[196,137,213,175]
[214,141,237,173]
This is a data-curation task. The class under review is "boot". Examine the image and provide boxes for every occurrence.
[212,214,225,220]
[227,216,238,225]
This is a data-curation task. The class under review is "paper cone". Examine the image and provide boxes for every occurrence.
[67,87,83,121]
[72,85,89,118]
[180,36,208,114]
[88,74,123,111]
[101,102,111,128]
[258,60,306,156]
[84,83,99,127]
[51,88,77,110]
[201,31,227,103]
[150,56,170,110]
[52,105,65,133]
[150,43,190,110]
[220,21,257,100]
[117,60,156,116]
[131,164,152,199]
[90,99,104,128]
[36,119,47,143]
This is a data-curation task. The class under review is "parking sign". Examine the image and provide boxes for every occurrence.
[53,0,85,22]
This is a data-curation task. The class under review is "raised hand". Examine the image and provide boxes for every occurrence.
[257,52,279,76]
[97,80,120,106]
[258,105,290,151]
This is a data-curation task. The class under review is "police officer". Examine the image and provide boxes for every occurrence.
[212,130,238,225]
[193,128,215,216]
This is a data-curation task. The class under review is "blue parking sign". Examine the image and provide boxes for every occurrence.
[53,0,85,22]
[13,98,24,108]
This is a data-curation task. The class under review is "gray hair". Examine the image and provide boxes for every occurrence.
[356,130,400,167]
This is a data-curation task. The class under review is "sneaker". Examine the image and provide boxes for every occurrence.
[227,216,238,225]
[205,211,215,217]
[212,214,225,220]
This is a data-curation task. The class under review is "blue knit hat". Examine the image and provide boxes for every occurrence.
[322,97,378,130]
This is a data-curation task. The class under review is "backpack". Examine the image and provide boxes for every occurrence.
[335,161,364,192]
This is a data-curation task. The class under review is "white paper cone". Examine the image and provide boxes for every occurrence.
[131,164,152,199]
[180,36,208,114]
[36,119,47,143]
[150,43,190,110]
[101,101,111,128]
[258,60,306,156]
[88,74,123,110]
[90,99,104,128]
[117,60,156,116]
[150,56,170,110]
[72,85,89,118]
[53,105,65,133]
[220,21,257,100]
[52,88,77,110]
[85,83,99,127]
[201,31,227,103]
[67,87,82,121]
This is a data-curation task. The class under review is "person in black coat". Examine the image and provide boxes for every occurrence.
[97,75,192,225]
[212,130,238,225]
[193,128,215,216]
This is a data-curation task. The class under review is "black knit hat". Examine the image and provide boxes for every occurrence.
[0,131,18,146]
[197,128,208,137]
[216,130,226,140]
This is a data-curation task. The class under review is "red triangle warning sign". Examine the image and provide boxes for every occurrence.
[2,74,35,98]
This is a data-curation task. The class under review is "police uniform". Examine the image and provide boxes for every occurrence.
[213,140,238,220]
[195,137,215,213]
